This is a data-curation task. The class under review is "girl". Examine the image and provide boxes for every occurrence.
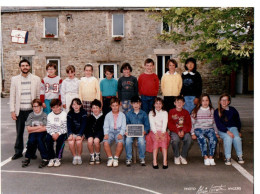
[79,64,100,116]
[214,93,244,165]
[148,97,169,169]
[191,94,219,166]
[67,98,87,165]
[180,57,202,114]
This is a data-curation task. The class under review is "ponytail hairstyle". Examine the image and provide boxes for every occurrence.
[218,93,231,118]
[192,93,214,119]
[151,97,165,117]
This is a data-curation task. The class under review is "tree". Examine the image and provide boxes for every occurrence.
[147,7,254,75]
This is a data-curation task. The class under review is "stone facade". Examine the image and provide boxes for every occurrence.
[1,7,228,95]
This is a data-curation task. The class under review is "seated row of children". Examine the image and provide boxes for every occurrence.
[22,93,244,169]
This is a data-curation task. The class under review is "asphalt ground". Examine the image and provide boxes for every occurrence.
[1,95,254,194]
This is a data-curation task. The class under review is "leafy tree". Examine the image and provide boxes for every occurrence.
[147,7,254,75]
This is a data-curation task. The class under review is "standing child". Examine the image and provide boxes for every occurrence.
[118,63,138,114]
[191,94,219,166]
[148,97,169,169]
[22,99,49,168]
[79,64,100,116]
[103,97,126,167]
[138,58,159,114]
[125,96,150,167]
[67,98,87,165]
[168,96,192,165]
[161,59,182,112]
[85,99,105,165]
[60,65,79,113]
[100,66,118,115]
[181,57,202,114]
[214,93,244,165]
[40,62,62,114]
[46,99,67,167]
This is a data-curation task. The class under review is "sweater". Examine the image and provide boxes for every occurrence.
[60,77,79,104]
[181,71,202,98]
[161,71,182,96]
[25,110,47,127]
[46,111,67,135]
[118,76,138,101]
[40,75,62,102]
[67,109,87,137]
[214,106,241,133]
[191,107,218,135]
[126,109,150,134]
[100,78,118,97]
[149,110,168,134]
[79,76,100,101]
[85,113,105,139]
[138,73,159,96]
[168,108,191,134]
[103,111,126,136]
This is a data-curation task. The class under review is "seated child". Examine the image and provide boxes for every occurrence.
[85,99,105,165]
[103,97,126,167]
[22,99,49,168]
[168,96,192,165]
[46,99,67,167]
[125,96,150,166]
[67,98,87,165]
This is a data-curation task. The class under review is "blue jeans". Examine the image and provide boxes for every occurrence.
[125,136,146,160]
[170,132,192,158]
[218,127,243,159]
[183,96,196,114]
[122,100,132,114]
[194,128,218,157]
[141,95,156,115]
[43,99,52,115]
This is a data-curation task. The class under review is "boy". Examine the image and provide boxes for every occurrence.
[22,99,49,168]
[168,96,192,165]
[46,99,67,167]
[100,66,118,115]
[40,62,62,114]
[85,99,105,165]
[103,97,126,167]
[125,96,150,166]
[138,58,159,114]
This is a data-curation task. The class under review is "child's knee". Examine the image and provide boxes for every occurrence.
[94,138,100,145]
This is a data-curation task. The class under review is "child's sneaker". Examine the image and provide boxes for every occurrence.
[174,157,181,165]
[204,158,210,166]
[237,156,244,164]
[180,156,188,165]
[48,159,55,167]
[89,154,95,165]
[22,158,30,168]
[113,158,119,167]
[95,154,101,164]
[107,157,113,167]
[77,156,82,165]
[225,158,232,165]
[126,159,132,167]
[72,156,78,165]
[209,158,216,166]
[54,159,61,167]
[39,159,49,168]
[140,158,146,166]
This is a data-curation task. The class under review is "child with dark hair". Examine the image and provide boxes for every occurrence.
[85,99,105,165]
[181,57,202,114]
[67,98,87,165]
[46,99,67,167]
[118,63,138,114]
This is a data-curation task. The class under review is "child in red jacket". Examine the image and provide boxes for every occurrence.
[168,96,192,165]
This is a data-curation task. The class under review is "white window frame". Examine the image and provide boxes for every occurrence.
[157,55,172,79]
[46,58,61,77]
[112,14,124,37]
[99,63,118,80]
[43,17,59,38]
[161,19,171,34]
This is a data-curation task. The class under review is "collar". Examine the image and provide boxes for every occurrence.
[20,72,31,78]
[183,71,195,75]
[200,106,210,111]
[92,112,103,119]
[81,76,95,82]
[34,109,43,116]
[47,75,57,78]
[223,106,230,111]
[166,71,177,75]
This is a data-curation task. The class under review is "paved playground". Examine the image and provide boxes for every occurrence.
[1,95,254,194]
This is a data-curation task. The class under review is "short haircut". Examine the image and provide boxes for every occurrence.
[84,63,93,71]
[91,99,102,108]
[120,63,132,73]
[50,99,62,107]
[144,58,154,66]
[31,99,42,107]
[131,96,141,103]
[105,66,114,74]
[175,95,185,103]
[19,59,30,67]
[66,65,76,73]
[110,97,120,105]
[185,57,197,72]
[46,62,57,70]
[166,58,178,68]
[69,98,83,112]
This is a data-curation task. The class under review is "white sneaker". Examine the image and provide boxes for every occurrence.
[113,158,119,167]
[77,156,82,165]
[48,159,55,167]
[72,156,78,165]
[174,157,181,165]
[107,158,113,167]
[204,158,210,166]
[180,156,188,165]
[54,159,61,167]
[209,158,216,166]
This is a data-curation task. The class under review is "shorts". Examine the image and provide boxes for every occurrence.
[103,129,124,145]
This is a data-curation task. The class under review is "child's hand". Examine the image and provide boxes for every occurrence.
[117,134,123,140]
[155,133,159,141]
[125,132,128,136]
[76,135,83,141]
[160,133,165,140]
[104,134,109,140]
[239,133,242,137]
[192,134,197,140]
[216,134,220,138]
[227,131,234,138]
[143,131,146,136]
[42,103,46,108]
[52,133,59,141]
[63,104,66,109]
[11,112,17,120]
[178,130,184,138]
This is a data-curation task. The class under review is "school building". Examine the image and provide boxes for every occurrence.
[0,7,254,96]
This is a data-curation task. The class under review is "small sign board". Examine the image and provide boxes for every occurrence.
[126,124,144,137]
[11,30,28,44]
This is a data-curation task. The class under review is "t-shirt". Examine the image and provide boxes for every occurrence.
[118,76,138,101]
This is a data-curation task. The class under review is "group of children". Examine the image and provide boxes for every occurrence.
[21,57,244,169]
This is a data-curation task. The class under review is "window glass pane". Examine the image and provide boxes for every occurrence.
[157,56,163,80]
[113,14,124,36]
[45,17,57,36]
[163,22,170,32]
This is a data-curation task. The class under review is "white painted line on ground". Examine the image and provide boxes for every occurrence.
[1,149,26,167]
[1,170,162,194]
[231,160,253,184]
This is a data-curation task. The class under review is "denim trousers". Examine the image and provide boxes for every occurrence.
[194,128,218,157]
[125,136,146,160]
[170,132,192,158]
[218,127,243,159]
[46,133,67,159]
[183,96,196,114]
[141,95,156,115]
[122,100,132,114]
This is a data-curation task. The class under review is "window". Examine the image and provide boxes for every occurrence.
[99,64,118,80]
[43,17,58,38]
[46,58,60,77]
[20,56,32,73]
[161,18,171,34]
[157,55,171,80]
[112,14,124,37]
